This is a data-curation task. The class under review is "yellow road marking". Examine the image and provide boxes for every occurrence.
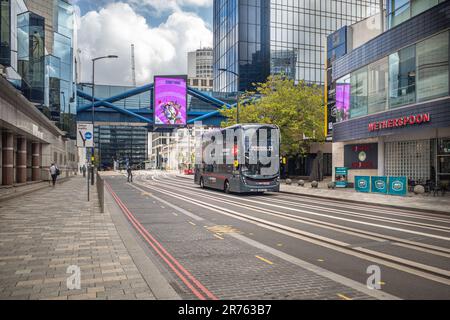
[337,294,352,300]
[206,225,239,234]
[379,281,386,285]
[214,234,224,240]
[255,255,274,265]
[188,221,196,226]
[277,243,283,247]
[317,259,325,262]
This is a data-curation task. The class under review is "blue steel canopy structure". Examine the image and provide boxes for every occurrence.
[76,83,236,127]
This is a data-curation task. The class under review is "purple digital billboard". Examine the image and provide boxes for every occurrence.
[335,83,350,122]
[154,76,187,126]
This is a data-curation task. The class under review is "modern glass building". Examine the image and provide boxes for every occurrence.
[331,0,450,187]
[213,0,380,92]
[0,0,77,138]
[94,125,148,170]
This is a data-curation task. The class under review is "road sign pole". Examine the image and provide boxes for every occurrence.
[87,148,90,202]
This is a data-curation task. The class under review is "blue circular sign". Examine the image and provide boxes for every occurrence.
[85,132,92,140]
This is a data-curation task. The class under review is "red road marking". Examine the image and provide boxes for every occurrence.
[105,182,218,300]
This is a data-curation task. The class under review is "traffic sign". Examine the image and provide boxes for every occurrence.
[77,123,94,148]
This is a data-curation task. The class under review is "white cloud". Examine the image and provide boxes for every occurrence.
[77,2,212,86]
[128,0,213,15]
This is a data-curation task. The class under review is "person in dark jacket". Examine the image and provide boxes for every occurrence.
[127,165,133,183]
[49,163,59,187]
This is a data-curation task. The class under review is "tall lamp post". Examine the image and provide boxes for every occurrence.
[60,91,66,132]
[91,55,118,185]
[218,68,240,124]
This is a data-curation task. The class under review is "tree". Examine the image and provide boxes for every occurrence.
[220,75,325,156]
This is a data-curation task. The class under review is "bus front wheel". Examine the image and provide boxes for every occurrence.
[224,180,231,194]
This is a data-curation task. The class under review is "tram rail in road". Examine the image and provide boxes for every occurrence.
[104,171,450,299]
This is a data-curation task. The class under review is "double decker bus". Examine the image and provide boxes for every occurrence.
[194,124,280,194]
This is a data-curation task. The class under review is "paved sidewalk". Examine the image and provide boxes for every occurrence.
[176,174,450,214]
[0,176,156,300]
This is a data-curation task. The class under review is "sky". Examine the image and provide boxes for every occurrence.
[73,0,213,86]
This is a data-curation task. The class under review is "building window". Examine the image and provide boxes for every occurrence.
[411,0,438,16]
[0,0,11,66]
[388,0,442,29]
[335,74,350,122]
[388,0,411,28]
[368,57,389,114]
[350,67,368,119]
[416,31,449,102]
[389,45,416,109]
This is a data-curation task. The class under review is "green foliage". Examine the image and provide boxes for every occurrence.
[220,75,325,155]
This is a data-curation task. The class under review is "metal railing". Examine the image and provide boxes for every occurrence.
[96,171,105,213]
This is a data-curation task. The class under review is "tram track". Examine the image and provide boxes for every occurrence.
[132,175,450,286]
[147,175,450,244]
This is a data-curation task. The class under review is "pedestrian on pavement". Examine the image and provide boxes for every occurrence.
[49,163,60,187]
[127,164,133,183]
[82,164,86,178]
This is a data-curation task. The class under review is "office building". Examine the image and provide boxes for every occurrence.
[0,0,78,138]
[330,0,449,187]
[187,47,214,92]
[0,0,78,186]
[326,12,383,141]
[213,0,381,92]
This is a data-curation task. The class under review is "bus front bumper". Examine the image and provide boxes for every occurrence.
[238,184,280,193]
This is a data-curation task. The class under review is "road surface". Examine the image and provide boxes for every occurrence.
[104,171,450,300]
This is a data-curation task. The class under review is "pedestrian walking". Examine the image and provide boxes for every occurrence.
[82,164,86,178]
[49,163,60,187]
[127,164,133,183]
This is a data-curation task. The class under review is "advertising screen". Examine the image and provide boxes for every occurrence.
[335,83,350,122]
[154,76,187,126]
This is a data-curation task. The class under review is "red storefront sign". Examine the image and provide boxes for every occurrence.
[368,113,430,132]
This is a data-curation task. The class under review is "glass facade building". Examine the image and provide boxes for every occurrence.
[213,0,380,93]
[94,125,148,170]
[17,11,45,104]
[387,0,447,29]
[331,0,450,187]
[0,0,77,138]
[334,29,449,122]
[0,0,11,66]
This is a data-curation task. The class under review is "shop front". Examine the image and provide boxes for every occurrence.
[333,99,450,189]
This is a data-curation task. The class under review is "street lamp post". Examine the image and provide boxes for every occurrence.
[218,68,240,124]
[60,91,66,131]
[90,55,118,186]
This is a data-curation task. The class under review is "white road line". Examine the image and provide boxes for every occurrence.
[145,180,450,257]
[136,181,450,285]
[163,174,450,223]
[151,178,450,242]
[158,175,450,227]
[142,177,450,248]
[230,233,400,300]
[128,183,204,222]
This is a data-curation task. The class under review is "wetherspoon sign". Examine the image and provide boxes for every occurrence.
[368,113,430,132]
